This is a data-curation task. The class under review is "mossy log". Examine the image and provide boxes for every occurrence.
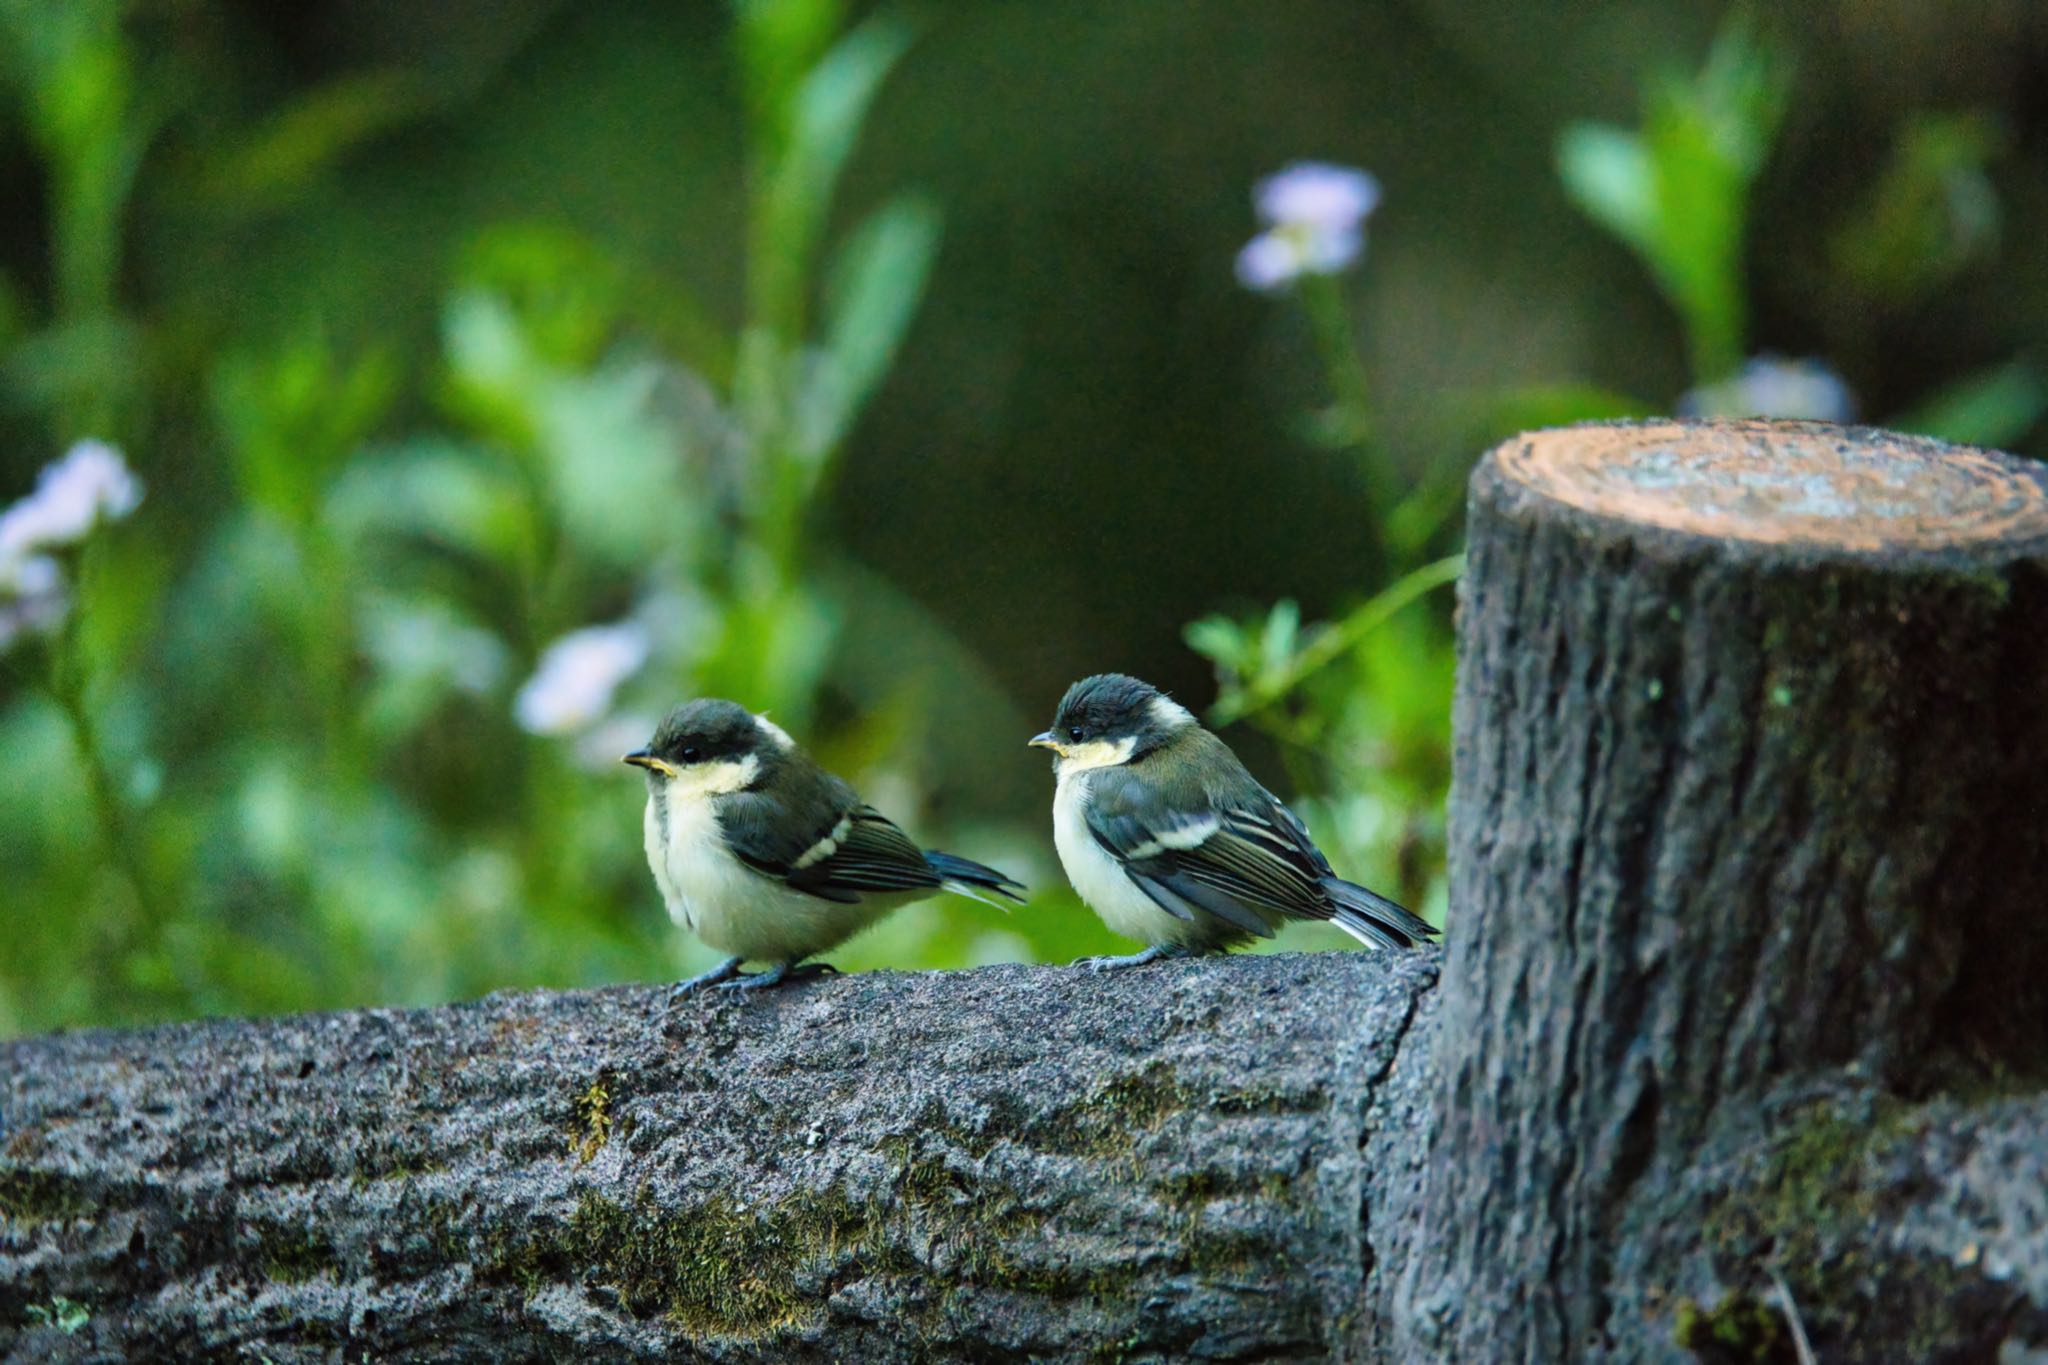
[1,951,1442,1362]
[1401,419,2048,1362]
[5,419,2048,1363]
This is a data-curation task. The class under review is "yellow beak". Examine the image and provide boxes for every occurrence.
[1027,731,1063,754]
[622,749,680,778]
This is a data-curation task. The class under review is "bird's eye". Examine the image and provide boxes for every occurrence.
[1067,725,1085,742]
[679,746,701,763]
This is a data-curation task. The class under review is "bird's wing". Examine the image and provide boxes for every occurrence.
[1084,764,1339,937]
[719,777,941,905]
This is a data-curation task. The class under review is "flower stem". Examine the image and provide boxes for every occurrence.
[1210,552,1465,725]
[1298,271,1377,456]
[48,660,163,963]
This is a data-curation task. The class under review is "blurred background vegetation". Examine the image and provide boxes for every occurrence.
[3,0,2045,1035]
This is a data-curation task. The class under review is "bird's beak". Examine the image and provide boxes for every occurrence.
[622,749,680,778]
[1027,731,1062,754]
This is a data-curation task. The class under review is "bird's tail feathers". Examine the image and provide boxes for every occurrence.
[1322,876,1436,949]
[925,850,1027,909]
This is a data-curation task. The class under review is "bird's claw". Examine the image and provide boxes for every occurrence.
[712,960,840,994]
[1077,946,1177,972]
[666,956,744,1006]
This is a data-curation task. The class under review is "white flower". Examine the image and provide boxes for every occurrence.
[0,553,61,598]
[514,621,651,736]
[1236,162,1381,292]
[1680,356,1857,423]
[0,556,69,653]
[0,439,144,562]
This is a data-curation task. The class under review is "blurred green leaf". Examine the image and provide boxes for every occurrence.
[1183,614,1255,677]
[1556,124,1657,253]
[748,15,915,343]
[325,438,539,575]
[358,593,510,746]
[797,194,941,461]
[196,71,425,211]
[1891,360,2047,449]
[1,0,151,360]
[1259,598,1301,673]
[0,315,143,421]
[1483,382,1658,435]
[534,358,700,570]
[0,268,22,352]
[459,225,626,372]
[1556,10,1788,383]
[1830,112,2002,309]
[439,289,546,449]
[213,336,399,524]
[735,0,847,155]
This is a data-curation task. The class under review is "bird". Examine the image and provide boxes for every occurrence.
[625,699,1025,996]
[1029,673,1435,968]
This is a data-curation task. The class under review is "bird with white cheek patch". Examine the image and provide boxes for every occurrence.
[1031,673,1437,968]
[626,699,1025,997]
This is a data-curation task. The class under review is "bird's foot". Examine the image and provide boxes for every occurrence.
[667,957,744,1005]
[716,960,840,994]
[1076,945,1183,972]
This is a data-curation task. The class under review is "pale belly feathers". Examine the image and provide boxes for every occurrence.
[643,792,902,964]
[1052,768,1220,950]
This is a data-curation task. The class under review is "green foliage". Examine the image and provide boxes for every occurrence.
[1829,112,2003,312]
[2,4,2040,1033]
[0,0,1034,1034]
[1891,360,2048,450]
[1557,11,1788,385]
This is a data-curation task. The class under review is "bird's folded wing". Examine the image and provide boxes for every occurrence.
[722,788,942,904]
[1084,769,1337,935]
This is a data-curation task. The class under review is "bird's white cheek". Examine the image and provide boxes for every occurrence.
[1053,737,1137,776]
[669,756,761,798]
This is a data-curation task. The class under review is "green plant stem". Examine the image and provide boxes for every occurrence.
[1212,552,1464,726]
[1298,271,1377,454]
[47,659,162,960]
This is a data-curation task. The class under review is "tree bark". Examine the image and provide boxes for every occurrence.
[6,419,2048,1364]
[2,951,1441,1362]
[1404,419,2048,1362]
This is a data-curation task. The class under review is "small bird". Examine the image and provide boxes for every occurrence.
[626,699,1024,996]
[1030,673,1435,967]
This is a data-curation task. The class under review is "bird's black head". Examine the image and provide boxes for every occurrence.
[624,698,790,786]
[1030,673,1195,770]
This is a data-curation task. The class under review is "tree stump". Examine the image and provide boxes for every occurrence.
[1406,419,2048,1361]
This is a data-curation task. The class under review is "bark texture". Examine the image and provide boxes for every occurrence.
[1,951,1440,1363]
[1405,419,2048,1362]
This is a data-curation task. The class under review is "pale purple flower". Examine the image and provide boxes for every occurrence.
[0,555,69,652]
[1680,356,1857,423]
[1236,162,1382,292]
[514,622,651,736]
[0,440,144,561]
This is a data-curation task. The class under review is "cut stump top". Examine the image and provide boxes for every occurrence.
[1494,419,2048,555]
